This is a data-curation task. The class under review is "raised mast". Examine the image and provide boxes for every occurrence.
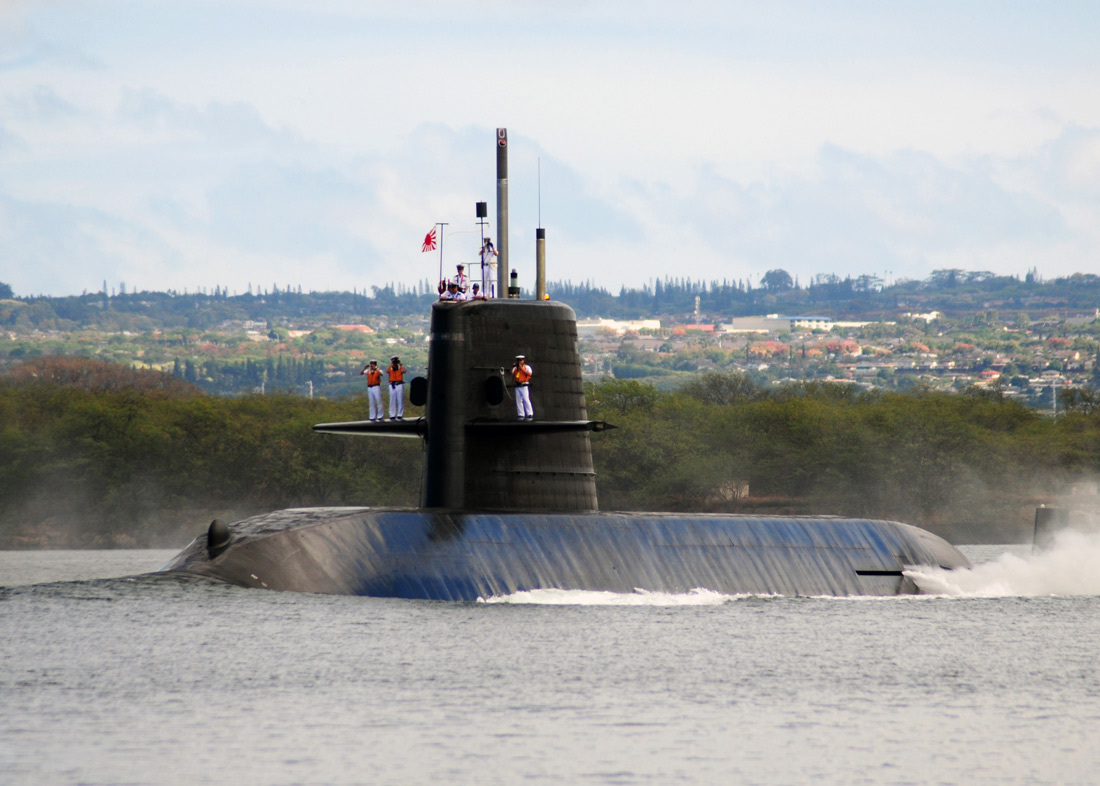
[496,127,509,299]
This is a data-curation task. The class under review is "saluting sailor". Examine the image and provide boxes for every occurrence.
[512,354,534,420]
[387,356,406,420]
[360,359,383,422]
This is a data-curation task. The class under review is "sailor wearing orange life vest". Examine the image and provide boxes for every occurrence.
[387,356,406,420]
[512,354,533,419]
[360,359,383,421]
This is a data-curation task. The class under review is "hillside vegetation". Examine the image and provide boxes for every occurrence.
[6,270,1100,331]
[592,375,1098,542]
[3,361,1097,548]
[0,359,422,547]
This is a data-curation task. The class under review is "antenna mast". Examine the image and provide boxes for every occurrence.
[535,157,546,301]
[496,128,509,299]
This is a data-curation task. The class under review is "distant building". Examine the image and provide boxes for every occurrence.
[716,317,771,334]
[720,314,832,333]
[904,310,942,322]
[620,337,665,353]
[577,318,661,336]
[719,314,883,333]
[1064,309,1100,327]
[787,315,834,330]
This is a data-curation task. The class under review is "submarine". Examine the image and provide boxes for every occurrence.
[161,129,970,598]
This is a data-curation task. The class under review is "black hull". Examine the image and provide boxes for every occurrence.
[161,508,970,598]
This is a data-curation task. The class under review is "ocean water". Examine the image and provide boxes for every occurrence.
[3,537,1100,786]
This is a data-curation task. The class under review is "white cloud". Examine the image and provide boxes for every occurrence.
[2,1,1100,296]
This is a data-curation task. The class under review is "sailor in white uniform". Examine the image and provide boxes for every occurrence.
[387,356,406,420]
[360,359,383,421]
[479,239,498,297]
[512,354,533,419]
[451,264,469,294]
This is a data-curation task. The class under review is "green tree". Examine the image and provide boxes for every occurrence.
[679,371,760,405]
[761,269,794,292]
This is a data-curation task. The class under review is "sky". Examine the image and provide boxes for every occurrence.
[2,1,1099,298]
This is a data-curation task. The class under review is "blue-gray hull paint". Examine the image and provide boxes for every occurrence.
[162,507,969,598]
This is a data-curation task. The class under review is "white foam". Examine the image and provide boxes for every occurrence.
[477,587,743,606]
[906,529,1100,597]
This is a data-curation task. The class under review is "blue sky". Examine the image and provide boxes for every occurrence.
[2,1,1099,297]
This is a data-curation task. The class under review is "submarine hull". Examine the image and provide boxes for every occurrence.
[161,508,969,598]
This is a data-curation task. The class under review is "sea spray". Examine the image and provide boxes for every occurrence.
[906,529,1100,597]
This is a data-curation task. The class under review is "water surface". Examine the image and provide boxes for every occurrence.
[2,541,1099,785]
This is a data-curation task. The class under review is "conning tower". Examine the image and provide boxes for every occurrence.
[313,298,607,512]
[316,125,606,513]
[423,298,601,512]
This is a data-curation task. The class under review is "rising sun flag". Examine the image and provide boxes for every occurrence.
[422,227,437,253]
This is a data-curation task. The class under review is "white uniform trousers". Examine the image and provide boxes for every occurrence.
[515,384,533,419]
[367,386,382,421]
[481,263,496,297]
[389,382,404,419]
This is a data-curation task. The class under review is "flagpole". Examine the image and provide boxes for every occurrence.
[436,222,448,288]
[476,201,488,296]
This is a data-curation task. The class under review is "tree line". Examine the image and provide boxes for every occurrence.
[5,269,1100,333]
[0,359,422,547]
[3,361,1098,548]
[589,375,1099,542]
[173,355,361,397]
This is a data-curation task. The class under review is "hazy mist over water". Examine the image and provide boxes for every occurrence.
[3,541,1100,785]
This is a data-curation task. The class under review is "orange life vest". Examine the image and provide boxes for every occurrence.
[388,365,405,384]
[365,368,382,386]
[513,364,532,385]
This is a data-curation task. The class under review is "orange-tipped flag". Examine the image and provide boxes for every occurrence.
[422,227,437,252]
